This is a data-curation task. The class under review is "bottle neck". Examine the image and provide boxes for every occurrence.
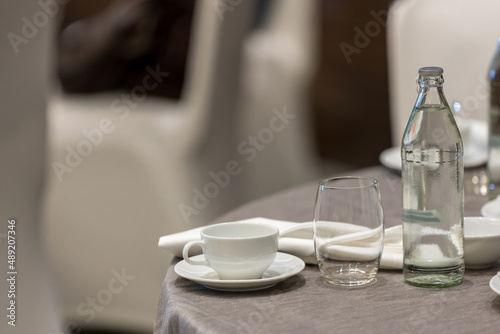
[415,75,448,108]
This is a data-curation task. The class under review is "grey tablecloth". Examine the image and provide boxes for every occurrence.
[155,166,500,334]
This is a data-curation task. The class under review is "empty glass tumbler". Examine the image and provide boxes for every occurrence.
[313,177,384,286]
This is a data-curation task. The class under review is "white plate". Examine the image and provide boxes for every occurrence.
[469,120,488,148]
[379,147,402,171]
[379,144,487,171]
[464,142,489,168]
[174,252,305,291]
[381,120,487,170]
[481,197,500,218]
[489,273,500,295]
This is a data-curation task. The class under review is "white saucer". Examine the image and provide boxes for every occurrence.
[174,252,305,291]
[489,273,500,295]
[481,197,500,218]
[379,144,487,171]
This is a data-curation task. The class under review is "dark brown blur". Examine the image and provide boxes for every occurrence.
[57,0,194,99]
[311,0,392,166]
[58,0,393,168]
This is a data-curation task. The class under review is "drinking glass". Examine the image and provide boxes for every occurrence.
[313,176,384,286]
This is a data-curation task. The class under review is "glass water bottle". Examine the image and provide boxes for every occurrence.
[401,66,464,288]
[488,37,500,198]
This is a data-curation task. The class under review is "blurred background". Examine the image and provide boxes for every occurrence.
[0,0,395,333]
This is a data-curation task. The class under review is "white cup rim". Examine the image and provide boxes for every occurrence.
[201,222,279,240]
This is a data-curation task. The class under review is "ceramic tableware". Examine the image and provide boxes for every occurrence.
[464,217,500,269]
[182,222,279,280]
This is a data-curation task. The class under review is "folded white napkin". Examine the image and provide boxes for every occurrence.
[158,218,403,270]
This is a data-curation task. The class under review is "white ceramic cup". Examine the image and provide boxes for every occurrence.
[182,222,279,280]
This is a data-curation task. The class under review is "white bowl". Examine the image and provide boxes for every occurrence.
[481,196,500,218]
[464,217,500,269]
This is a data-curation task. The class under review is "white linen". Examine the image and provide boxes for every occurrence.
[158,218,403,270]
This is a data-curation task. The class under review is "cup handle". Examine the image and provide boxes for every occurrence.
[182,240,209,266]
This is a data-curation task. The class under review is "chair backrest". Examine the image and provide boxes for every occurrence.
[179,0,255,153]
[387,0,500,145]
[180,0,221,109]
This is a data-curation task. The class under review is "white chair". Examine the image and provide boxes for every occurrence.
[42,0,322,331]
[42,0,256,330]
[387,0,500,145]
[236,0,321,198]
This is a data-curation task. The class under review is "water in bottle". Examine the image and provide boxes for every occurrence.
[401,66,464,288]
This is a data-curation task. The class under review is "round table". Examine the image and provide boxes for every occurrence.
[155,166,500,334]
